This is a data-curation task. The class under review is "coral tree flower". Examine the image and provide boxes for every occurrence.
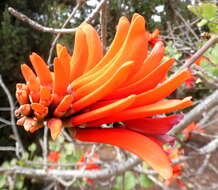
[77,151,101,184]
[15,13,193,179]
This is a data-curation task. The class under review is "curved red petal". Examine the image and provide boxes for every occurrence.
[73,128,173,179]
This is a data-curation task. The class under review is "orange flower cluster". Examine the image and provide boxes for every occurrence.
[164,146,184,187]
[77,151,101,184]
[15,13,193,179]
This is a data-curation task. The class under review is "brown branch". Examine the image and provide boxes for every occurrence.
[168,90,218,135]
[181,35,218,69]
[47,2,82,65]
[0,75,25,153]
[0,155,141,180]
[8,7,77,34]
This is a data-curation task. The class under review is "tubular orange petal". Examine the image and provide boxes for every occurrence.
[47,118,62,140]
[73,128,173,179]
[80,23,103,73]
[31,103,48,119]
[106,58,174,99]
[56,44,64,57]
[39,86,53,107]
[28,77,40,103]
[131,70,192,108]
[53,57,68,100]
[86,97,193,126]
[69,28,88,81]
[53,95,74,117]
[71,61,134,111]
[71,15,147,90]
[74,16,130,81]
[124,114,183,135]
[151,29,160,39]
[59,46,71,84]
[21,64,36,83]
[125,41,165,85]
[70,95,136,125]
[29,53,52,87]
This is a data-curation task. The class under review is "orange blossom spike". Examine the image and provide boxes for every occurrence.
[73,128,173,179]
[29,53,52,87]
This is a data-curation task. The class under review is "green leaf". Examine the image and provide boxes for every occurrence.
[28,143,37,153]
[0,175,6,188]
[15,176,24,189]
[200,3,217,19]
[197,19,208,27]
[125,172,136,190]
[139,174,154,188]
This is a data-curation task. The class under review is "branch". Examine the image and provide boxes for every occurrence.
[8,7,77,34]
[0,75,25,152]
[47,2,82,65]
[168,90,218,135]
[8,0,108,35]
[0,155,141,180]
[181,35,218,69]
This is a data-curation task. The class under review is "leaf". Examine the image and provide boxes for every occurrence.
[200,3,217,19]
[28,143,37,153]
[125,172,136,190]
[139,174,154,188]
[197,19,208,27]
[0,175,6,188]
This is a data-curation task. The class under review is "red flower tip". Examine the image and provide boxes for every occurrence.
[47,118,62,140]
[48,151,60,163]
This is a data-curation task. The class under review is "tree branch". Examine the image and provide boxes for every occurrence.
[168,90,218,135]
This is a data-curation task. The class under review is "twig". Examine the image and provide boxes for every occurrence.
[0,117,11,125]
[170,4,200,41]
[8,7,77,34]
[43,127,49,170]
[0,155,141,180]
[0,75,25,153]
[147,175,174,190]
[181,35,218,69]
[83,0,108,24]
[0,146,16,151]
[168,90,218,135]
[47,2,82,65]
